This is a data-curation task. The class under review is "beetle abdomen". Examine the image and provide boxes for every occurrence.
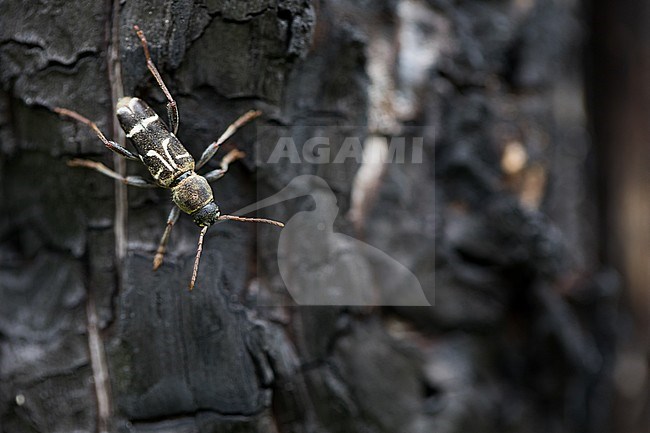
[116,97,194,187]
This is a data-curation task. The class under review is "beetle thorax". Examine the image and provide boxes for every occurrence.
[171,172,214,216]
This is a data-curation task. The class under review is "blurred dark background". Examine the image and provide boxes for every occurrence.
[0,0,649,432]
[590,0,650,431]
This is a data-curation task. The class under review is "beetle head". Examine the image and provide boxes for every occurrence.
[192,201,220,227]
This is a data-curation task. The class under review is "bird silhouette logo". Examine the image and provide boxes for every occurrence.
[234,175,430,306]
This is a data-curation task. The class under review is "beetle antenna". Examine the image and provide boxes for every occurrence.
[189,226,209,291]
[218,215,284,227]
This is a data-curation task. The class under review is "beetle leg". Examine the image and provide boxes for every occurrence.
[67,159,158,187]
[203,149,246,182]
[54,108,140,160]
[134,25,179,135]
[153,206,181,270]
[195,110,261,170]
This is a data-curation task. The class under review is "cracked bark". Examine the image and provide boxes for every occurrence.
[0,1,620,433]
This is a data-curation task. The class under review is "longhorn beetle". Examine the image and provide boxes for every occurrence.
[55,25,283,290]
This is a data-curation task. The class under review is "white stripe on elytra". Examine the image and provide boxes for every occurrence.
[161,138,179,170]
[145,137,194,179]
[146,137,192,179]
[126,114,159,138]
[126,123,144,138]
[141,114,159,127]
[147,149,175,173]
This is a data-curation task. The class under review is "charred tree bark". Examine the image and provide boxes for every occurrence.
[0,1,617,433]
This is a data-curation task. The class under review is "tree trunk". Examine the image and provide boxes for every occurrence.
[0,1,618,432]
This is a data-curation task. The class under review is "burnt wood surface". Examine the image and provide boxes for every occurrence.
[0,1,619,432]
